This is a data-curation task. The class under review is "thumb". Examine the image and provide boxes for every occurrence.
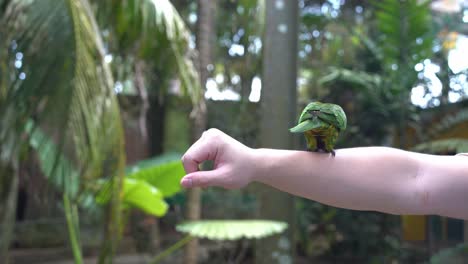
[180,169,224,188]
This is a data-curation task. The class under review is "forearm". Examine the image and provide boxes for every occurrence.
[252,147,426,215]
[181,129,468,219]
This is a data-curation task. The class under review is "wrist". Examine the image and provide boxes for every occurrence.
[250,148,272,184]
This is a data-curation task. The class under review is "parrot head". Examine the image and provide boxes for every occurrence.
[289,102,347,133]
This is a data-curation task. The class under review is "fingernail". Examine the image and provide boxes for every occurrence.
[181,177,192,188]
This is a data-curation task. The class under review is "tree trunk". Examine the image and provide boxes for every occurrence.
[132,60,163,255]
[256,0,298,263]
[0,159,19,264]
[184,1,214,263]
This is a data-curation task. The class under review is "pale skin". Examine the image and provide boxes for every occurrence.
[180,128,468,220]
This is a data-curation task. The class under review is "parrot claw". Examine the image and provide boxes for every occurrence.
[331,150,336,157]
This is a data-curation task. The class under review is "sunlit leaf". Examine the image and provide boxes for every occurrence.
[128,159,185,198]
[121,178,168,217]
[176,220,288,241]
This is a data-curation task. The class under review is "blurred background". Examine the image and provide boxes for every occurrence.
[1,0,468,263]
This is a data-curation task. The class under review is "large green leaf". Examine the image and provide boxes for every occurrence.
[176,220,288,241]
[127,154,185,198]
[126,152,182,173]
[121,178,168,217]
[97,153,185,216]
[0,1,127,261]
[26,121,80,198]
[1,0,125,191]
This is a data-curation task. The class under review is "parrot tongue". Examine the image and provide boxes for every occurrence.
[289,120,320,133]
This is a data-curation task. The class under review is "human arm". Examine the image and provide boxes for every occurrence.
[181,129,468,219]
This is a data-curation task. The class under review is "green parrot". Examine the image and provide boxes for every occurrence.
[290,102,347,156]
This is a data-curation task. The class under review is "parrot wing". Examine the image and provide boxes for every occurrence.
[318,105,347,131]
[317,112,346,131]
[289,118,323,133]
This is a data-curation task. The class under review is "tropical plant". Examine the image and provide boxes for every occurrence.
[293,1,436,262]
[412,107,468,154]
[0,0,200,263]
[29,123,187,262]
[0,0,125,262]
[94,0,200,102]
[150,220,288,264]
[97,153,186,218]
[317,0,434,148]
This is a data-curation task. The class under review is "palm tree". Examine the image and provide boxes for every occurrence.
[0,1,124,262]
[0,0,200,263]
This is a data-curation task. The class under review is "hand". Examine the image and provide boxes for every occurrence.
[180,128,257,189]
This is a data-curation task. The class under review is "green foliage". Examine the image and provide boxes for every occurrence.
[127,157,185,198]
[295,198,401,260]
[318,67,382,90]
[430,243,468,264]
[374,0,433,71]
[176,220,288,240]
[412,138,468,154]
[413,105,468,154]
[120,178,168,217]
[95,0,201,103]
[98,153,185,217]
[150,219,287,263]
[429,108,468,136]
[26,121,80,198]
[28,123,184,218]
[1,0,125,192]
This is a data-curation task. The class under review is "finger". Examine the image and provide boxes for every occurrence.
[180,169,225,189]
[181,133,218,174]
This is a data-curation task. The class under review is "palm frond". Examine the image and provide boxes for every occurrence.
[95,0,202,104]
[373,0,433,69]
[1,1,125,260]
[318,67,382,89]
[429,109,468,137]
[1,0,125,193]
[412,138,468,154]
[26,121,80,197]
